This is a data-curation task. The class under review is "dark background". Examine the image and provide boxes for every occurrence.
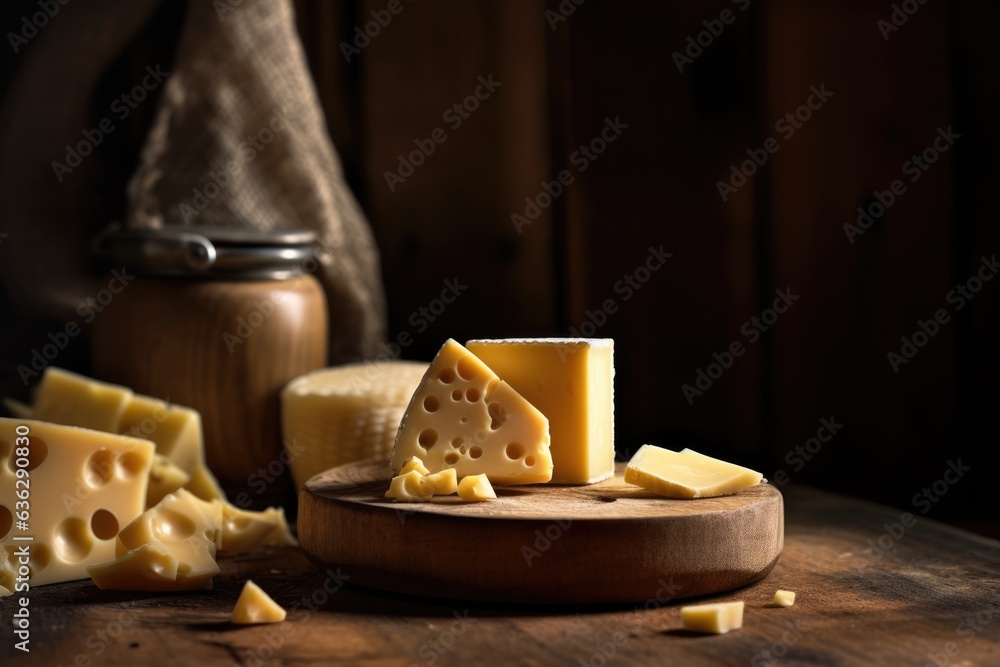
[1,1,997,533]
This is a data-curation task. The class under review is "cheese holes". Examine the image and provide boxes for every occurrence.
[469,446,483,459]
[11,435,48,472]
[452,389,462,401]
[438,368,456,384]
[445,452,459,465]
[85,449,116,488]
[465,387,481,402]
[456,357,477,381]
[26,544,52,576]
[418,428,438,450]
[451,437,464,448]
[153,509,195,541]
[423,395,440,413]
[459,445,468,455]
[506,442,525,460]
[525,455,535,467]
[54,517,94,563]
[0,506,11,540]
[488,402,507,430]
[117,451,147,479]
[91,509,120,540]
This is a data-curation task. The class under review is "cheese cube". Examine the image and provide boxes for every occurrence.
[232,579,287,624]
[385,470,433,502]
[400,456,430,476]
[390,339,552,485]
[773,590,796,607]
[625,445,762,498]
[466,338,615,484]
[0,419,155,590]
[219,504,296,555]
[680,601,745,634]
[423,468,458,495]
[458,474,496,502]
[147,455,191,507]
[281,361,429,488]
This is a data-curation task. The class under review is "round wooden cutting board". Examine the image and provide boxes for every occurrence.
[298,461,783,604]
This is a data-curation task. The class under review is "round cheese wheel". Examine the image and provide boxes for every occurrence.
[281,361,428,488]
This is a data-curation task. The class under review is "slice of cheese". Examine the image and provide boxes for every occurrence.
[624,445,762,498]
[390,339,552,485]
[117,394,226,503]
[400,456,430,476]
[680,601,745,634]
[0,418,155,590]
[32,367,133,433]
[219,504,296,555]
[282,361,429,488]
[88,540,219,591]
[457,474,496,501]
[466,338,615,484]
[385,470,433,502]
[93,489,222,591]
[25,367,225,503]
[232,579,287,624]
[773,590,796,607]
[147,454,191,507]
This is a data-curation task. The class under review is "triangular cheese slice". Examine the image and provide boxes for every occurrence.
[390,339,553,484]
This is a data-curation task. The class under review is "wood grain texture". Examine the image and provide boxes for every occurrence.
[297,461,783,604]
[91,275,328,506]
[3,485,998,666]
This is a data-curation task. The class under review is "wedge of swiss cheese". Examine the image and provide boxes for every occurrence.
[390,339,552,484]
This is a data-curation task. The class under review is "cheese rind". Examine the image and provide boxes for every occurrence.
[458,474,496,501]
[282,361,429,488]
[0,418,155,590]
[232,580,287,624]
[390,339,552,485]
[680,601,745,634]
[466,338,615,484]
[773,590,796,607]
[624,445,762,498]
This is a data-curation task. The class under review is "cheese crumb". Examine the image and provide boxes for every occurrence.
[773,590,796,607]
[680,601,744,634]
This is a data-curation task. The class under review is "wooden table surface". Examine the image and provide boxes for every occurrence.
[3,485,998,666]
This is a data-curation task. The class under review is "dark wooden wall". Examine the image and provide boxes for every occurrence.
[294,0,998,530]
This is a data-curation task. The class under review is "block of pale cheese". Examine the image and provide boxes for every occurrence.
[232,579,287,624]
[117,394,225,502]
[390,339,552,484]
[282,361,429,488]
[773,589,796,607]
[457,473,497,501]
[385,470,433,502]
[0,418,155,592]
[681,601,745,633]
[400,456,430,476]
[466,338,615,484]
[32,367,133,433]
[147,454,191,507]
[25,367,225,503]
[625,445,762,498]
[88,542,199,591]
